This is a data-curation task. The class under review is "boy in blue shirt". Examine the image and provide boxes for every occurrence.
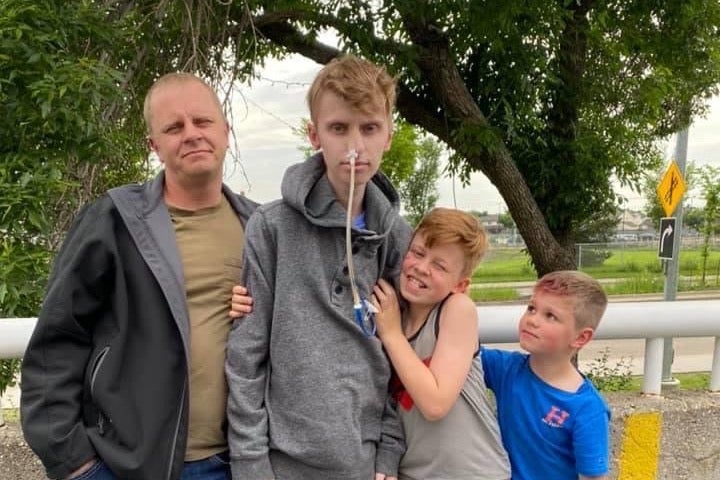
[481,270,610,480]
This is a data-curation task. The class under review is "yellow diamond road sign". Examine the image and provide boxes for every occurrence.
[656,160,686,217]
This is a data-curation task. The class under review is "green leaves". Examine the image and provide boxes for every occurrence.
[0,0,152,392]
[400,135,442,226]
[381,119,418,186]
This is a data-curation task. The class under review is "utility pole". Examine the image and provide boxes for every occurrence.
[662,128,689,388]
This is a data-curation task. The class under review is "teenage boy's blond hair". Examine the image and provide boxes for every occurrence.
[306,55,396,123]
[414,208,488,277]
[534,271,608,330]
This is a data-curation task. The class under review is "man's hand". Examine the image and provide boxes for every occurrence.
[229,285,253,318]
[63,458,97,480]
[375,474,398,480]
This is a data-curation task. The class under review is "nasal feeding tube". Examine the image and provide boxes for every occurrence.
[345,149,377,336]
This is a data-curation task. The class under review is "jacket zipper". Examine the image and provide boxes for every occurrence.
[89,346,110,400]
[89,346,110,434]
[165,380,186,480]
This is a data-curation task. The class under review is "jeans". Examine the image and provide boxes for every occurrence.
[68,452,231,480]
[66,461,116,480]
[180,451,231,480]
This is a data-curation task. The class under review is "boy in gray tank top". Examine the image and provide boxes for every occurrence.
[371,207,510,479]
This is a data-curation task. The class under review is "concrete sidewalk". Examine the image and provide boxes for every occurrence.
[491,336,717,376]
[609,390,720,479]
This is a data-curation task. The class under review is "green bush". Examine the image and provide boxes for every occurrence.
[580,248,612,267]
[583,347,634,392]
[0,359,19,397]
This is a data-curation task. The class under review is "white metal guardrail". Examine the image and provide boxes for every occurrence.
[474,299,720,394]
[1,299,719,395]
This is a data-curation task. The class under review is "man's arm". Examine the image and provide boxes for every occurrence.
[20,204,108,480]
[225,212,277,480]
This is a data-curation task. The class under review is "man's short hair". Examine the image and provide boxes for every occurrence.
[143,72,222,132]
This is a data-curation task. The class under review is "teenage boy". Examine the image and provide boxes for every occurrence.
[481,270,611,480]
[225,55,412,480]
[371,208,511,479]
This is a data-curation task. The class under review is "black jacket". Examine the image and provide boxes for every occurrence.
[20,172,257,480]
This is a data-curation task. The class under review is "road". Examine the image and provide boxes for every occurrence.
[491,336,716,376]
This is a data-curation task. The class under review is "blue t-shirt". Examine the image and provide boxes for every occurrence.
[353,212,366,229]
[480,348,610,480]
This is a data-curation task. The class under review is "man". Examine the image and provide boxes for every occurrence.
[20,73,257,480]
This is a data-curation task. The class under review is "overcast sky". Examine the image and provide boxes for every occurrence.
[223,54,720,214]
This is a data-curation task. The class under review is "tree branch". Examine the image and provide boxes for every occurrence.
[243,5,576,273]
[395,6,576,272]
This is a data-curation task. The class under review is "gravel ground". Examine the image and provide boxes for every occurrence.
[0,420,46,479]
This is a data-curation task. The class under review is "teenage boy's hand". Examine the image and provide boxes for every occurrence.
[371,278,403,339]
[374,474,398,480]
[229,285,253,318]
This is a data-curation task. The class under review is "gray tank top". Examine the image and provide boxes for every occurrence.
[397,299,511,480]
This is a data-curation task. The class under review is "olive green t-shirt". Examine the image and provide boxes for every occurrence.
[169,196,244,460]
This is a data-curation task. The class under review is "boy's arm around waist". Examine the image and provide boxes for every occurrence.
[226,211,276,480]
[20,202,111,479]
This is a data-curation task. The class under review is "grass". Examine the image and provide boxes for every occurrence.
[474,248,537,282]
[469,287,520,302]
[471,245,720,296]
[1,407,19,422]
[626,372,711,392]
[582,246,720,280]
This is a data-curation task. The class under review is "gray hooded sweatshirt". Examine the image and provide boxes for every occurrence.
[227,154,412,480]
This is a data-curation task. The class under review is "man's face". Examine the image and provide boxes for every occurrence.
[307,91,392,194]
[147,80,229,188]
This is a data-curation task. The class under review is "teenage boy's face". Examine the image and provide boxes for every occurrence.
[307,91,392,192]
[399,232,470,307]
[517,289,585,356]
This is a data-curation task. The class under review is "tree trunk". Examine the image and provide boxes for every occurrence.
[254,11,578,275]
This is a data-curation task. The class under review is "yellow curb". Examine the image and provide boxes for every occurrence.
[617,411,661,480]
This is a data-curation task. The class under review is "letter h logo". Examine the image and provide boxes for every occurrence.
[543,406,570,427]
